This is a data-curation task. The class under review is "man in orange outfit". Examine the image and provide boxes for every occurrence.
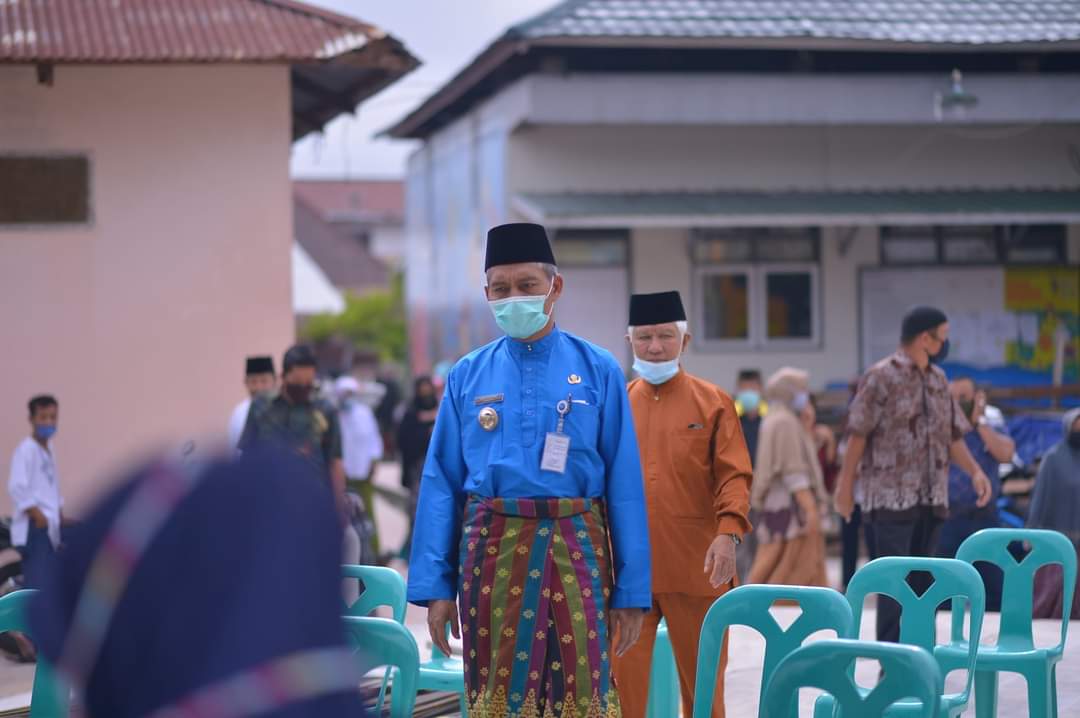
[612,291,753,718]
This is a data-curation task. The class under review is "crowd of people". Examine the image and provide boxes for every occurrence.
[4,220,1078,718]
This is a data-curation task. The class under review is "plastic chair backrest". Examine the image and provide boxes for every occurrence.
[692,584,855,718]
[761,639,941,718]
[0,590,69,718]
[846,557,984,703]
[342,616,419,718]
[955,528,1077,652]
[342,564,407,623]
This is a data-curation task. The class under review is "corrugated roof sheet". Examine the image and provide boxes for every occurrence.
[516,189,1080,226]
[0,0,386,63]
[515,0,1080,46]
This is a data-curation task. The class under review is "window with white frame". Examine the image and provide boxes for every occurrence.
[692,228,821,349]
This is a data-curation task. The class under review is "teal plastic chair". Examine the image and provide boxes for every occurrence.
[692,584,855,718]
[342,564,407,621]
[940,528,1078,718]
[762,639,941,718]
[0,590,69,717]
[341,565,468,714]
[342,616,419,718]
[645,619,679,718]
[825,557,984,718]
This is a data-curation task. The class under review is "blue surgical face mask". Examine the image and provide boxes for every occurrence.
[737,390,761,414]
[791,391,810,413]
[633,356,680,385]
[489,281,553,339]
[34,425,56,441]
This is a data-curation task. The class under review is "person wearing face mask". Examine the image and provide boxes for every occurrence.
[395,376,439,560]
[733,369,767,465]
[334,375,384,555]
[227,356,277,450]
[408,223,651,718]
[612,291,751,718]
[8,394,66,588]
[1027,408,1080,619]
[239,345,347,522]
[937,377,1014,611]
[747,368,829,588]
[834,305,992,643]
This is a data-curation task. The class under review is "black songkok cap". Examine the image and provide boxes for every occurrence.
[901,306,949,343]
[484,223,556,271]
[245,356,275,376]
[629,291,687,326]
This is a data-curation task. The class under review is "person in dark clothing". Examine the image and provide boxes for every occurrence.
[734,369,765,466]
[395,376,439,559]
[734,369,766,580]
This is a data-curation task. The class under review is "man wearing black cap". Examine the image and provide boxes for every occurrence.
[227,356,276,450]
[238,346,346,521]
[834,306,991,643]
[408,223,651,718]
[613,291,752,718]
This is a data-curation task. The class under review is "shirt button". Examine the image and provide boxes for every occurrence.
[526,388,533,394]
[526,410,534,416]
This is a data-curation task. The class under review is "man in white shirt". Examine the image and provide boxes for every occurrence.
[228,356,276,449]
[8,394,64,588]
[334,376,384,555]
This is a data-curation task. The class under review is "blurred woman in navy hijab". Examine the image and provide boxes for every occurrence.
[29,445,363,718]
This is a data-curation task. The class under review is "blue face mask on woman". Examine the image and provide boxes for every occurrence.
[488,281,554,339]
[35,425,57,441]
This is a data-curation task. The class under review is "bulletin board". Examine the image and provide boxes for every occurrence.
[860,266,1079,383]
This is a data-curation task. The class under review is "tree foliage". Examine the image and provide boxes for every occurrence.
[300,273,406,363]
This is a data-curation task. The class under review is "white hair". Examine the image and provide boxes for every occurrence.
[483,262,558,287]
[627,320,689,337]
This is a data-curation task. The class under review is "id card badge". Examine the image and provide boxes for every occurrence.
[541,432,570,473]
[541,395,573,473]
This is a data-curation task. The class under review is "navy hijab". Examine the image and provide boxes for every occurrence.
[29,447,363,718]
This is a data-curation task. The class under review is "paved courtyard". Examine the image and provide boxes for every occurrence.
[1,462,1075,717]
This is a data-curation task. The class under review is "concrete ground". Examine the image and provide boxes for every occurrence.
[2,461,1076,716]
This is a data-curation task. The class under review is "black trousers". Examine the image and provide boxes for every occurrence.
[841,505,877,591]
[867,507,943,643]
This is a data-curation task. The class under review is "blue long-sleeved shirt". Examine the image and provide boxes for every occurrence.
[407,326,652,609]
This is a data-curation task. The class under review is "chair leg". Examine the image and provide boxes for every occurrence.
[459,692,468,717]
[1025,664,1052,718]
[973,670,998,718]
[1050,664,1058,718]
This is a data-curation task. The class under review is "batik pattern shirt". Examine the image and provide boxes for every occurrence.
[847,351,970,513]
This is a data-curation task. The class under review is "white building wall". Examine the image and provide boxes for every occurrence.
[630,227,879,390]
[0,64,294,510]
[508,124,1080,193]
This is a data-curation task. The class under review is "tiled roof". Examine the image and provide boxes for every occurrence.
[294,195,389,294]
[293,180,404,225]
[514,0,1080,46]
[0,0,390,63]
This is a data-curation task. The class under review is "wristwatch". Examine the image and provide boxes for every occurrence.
[727,534,742,546]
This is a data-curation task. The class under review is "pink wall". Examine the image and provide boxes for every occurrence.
[0,64,295,512]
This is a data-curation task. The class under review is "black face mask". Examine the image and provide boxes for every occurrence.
[416,395,437,411]
[929,338,950,364]
[1068,432,1080,451]
[959,400,975,418]
[284,383,314,405]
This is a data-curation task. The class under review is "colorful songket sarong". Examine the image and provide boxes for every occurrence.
[459,496,621,718]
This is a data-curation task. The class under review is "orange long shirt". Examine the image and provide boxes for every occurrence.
[628,370,753,596]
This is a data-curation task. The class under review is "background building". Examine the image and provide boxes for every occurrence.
[390,0,1080,395]
[0,0,417,508]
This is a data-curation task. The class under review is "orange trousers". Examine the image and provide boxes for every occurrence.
[612,593,728,718]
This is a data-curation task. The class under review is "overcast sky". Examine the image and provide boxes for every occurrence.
[290,0,554,180]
